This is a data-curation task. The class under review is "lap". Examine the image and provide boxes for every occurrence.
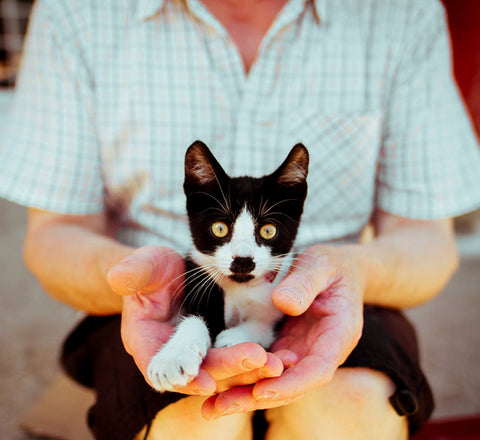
[264,367,408,440]
[61,306,433,439]
[141,367,407,440]
[134,396,252,440]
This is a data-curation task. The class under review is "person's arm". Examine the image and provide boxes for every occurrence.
[201,211,459,418]
[358,210,458,307]
[23,208,132,314]
[274,211,458,317]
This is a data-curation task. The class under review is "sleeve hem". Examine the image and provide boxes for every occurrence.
[377,186,480,220]
[0,192,105,216]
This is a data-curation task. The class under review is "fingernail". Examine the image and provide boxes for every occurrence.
[257,391,279,401]
[258,368,270,379]
[278,287,304,307]
[241,358,264,370]
[258,367,282,379]
[222,402,243,416]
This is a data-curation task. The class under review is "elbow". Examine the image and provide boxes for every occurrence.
[22,229,40,279]
[22,228,55,298]
[441,236,460,289]
[22,219,58,295]
[423,231,460,304]
[440,219,461,289]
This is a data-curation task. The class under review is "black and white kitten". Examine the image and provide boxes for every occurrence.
[147,141,309,392]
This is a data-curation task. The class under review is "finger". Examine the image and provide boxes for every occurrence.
[252,356,333,403]
[272,247,332,316]
[202,343,269,381]
[201,385,303,420]
[252,352,284,379]
[272,349,299,369]
[170,369,217,396]
[201,387,256,419]
[107,245,184,296]
[214,353,284,393]
[254,311,362,402]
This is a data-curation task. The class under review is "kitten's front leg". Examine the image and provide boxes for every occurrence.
[147,315,211,392]
[214,321,276,349]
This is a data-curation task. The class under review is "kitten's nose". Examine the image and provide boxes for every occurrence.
[230,257,256,274]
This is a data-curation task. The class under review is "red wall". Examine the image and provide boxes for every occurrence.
[442,0,480,137]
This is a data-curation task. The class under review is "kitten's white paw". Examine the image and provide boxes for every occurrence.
[214,324,275,348]
[214,327,253,348]
[147,316,211,392]
[147,345,205,392]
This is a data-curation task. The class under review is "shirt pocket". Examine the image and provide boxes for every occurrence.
[287,110,383,229]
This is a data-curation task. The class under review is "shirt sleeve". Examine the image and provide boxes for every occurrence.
[377,1,480,219]
[0,0,104,214]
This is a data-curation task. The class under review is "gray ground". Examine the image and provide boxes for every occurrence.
[1,198,479,439]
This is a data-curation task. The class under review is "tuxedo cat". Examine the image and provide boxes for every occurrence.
[147,141,309,392]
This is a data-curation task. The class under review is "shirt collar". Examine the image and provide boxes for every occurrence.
[136,0,323,24]
[135,0,166,22]
[312,0,322,25]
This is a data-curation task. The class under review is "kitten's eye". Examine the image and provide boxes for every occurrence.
[260,224,277,240]
[211,222,229,238]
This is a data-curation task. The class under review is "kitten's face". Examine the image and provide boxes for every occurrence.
[184,141,309,285]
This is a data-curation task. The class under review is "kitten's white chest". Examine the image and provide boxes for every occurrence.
[211,276,284,349]
[223,280,281,328]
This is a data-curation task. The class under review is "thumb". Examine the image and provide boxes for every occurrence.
[272,249,329,316]
[107,245,184,296]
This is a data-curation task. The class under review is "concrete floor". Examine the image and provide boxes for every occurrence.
[0,197,479,439]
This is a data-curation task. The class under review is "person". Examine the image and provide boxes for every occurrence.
[1,0,480,438]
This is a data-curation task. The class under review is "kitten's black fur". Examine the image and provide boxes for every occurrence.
[184,142,308,257]
[181,141,309,340]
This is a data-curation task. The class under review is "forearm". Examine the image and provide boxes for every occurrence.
[23,210,133,314]
[352,214,459,308]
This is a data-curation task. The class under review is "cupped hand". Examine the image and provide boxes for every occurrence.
[201,244,365,419]
[107,245,281,395]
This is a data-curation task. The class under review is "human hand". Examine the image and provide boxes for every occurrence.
[107,245,283,395]
[201,244,364,419]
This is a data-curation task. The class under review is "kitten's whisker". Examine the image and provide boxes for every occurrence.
[260,198,302,217]
[264,212,297,224]
[185,267,222,311]
[286,263,312,277]
[200,270,223,310]
[190,191,230,216]
[172,263,224,322]
[167,264,207,296]
[264,253,313,279]
[170,264,223,312]
[212,172,232,216]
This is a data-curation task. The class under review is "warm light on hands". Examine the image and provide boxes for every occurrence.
[202,245,364,419]
[107,245,283,396]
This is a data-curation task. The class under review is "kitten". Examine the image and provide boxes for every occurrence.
[147,141,309,392]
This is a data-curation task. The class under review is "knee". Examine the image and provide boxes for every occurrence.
[332,367,396,410]
[138,396,253,440]
[265,368,408,440]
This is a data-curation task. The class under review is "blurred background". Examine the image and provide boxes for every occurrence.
[0,0,479,439]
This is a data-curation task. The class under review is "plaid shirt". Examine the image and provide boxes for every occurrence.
[1,0,480,252]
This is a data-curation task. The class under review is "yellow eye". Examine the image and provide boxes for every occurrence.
[260,224,277,240]
[211,222,229,238]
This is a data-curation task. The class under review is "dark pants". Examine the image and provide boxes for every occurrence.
[61,306,434,440]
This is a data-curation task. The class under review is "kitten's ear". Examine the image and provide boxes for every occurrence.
[272,143,309,186]
[184,140,228,188]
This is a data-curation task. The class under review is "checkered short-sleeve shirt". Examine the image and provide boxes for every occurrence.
[1,0,480,252]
